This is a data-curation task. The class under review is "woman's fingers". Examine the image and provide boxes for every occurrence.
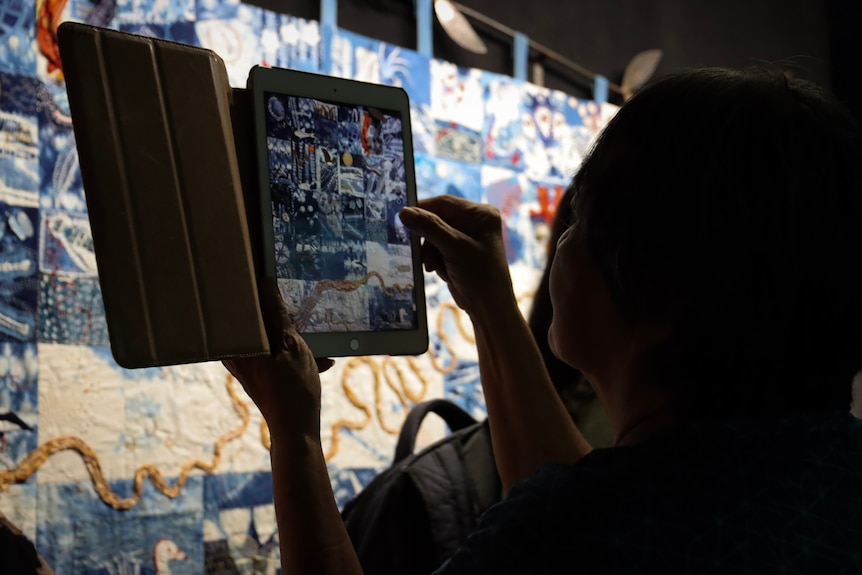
[416,194,475,219]
[222,358,240,380]
[315,357,335,373]
[399,205,465,253]
[257,277,297,352]
[255,280,327,375]
[402,195,512,316]
[421,238,445,274]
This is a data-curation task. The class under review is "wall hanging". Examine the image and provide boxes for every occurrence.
[0,0,616,571]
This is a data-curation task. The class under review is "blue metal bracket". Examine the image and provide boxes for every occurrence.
[321,0,337,29]
[416,0,433,57]
[593,74,609,103]
[513,32,528,82]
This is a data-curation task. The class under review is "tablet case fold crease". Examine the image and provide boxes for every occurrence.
[57,22,269,368]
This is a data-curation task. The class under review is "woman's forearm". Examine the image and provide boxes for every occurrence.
[395,196,584,480]
[269,434,364,575]
[471,293,592,491]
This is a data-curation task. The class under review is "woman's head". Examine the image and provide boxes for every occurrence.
[556,67,862,421]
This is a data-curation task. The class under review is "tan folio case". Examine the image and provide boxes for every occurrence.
[57,22,269,368]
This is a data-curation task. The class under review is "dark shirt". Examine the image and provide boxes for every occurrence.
[435,411,862,574]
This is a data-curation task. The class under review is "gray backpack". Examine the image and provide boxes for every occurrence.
[341,399,502,575]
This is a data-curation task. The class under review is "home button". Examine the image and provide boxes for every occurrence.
[349,338,360,351]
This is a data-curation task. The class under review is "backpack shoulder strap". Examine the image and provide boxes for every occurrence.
[394,399,477,464]
[460,420,502,512]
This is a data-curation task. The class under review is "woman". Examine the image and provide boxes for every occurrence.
[225,68,862,574]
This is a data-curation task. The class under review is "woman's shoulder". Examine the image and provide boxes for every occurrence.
[437,412,862,575]
[511,410,862,511]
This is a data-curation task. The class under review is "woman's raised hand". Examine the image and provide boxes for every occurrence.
[399,195,514,319]
[223,278,333,440]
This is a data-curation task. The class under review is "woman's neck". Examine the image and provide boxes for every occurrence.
[613,399,679,446]
[590,371,679,447]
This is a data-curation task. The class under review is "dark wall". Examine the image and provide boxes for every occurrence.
[256,0,859,116]
[827,0,862,121]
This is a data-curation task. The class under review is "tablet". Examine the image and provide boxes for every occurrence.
[57,22,269,368]
[248,66,429,357]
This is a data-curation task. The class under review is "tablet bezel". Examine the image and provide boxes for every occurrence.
[248,65,428,358]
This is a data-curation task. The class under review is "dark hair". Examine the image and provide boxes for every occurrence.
[569,67,862,420]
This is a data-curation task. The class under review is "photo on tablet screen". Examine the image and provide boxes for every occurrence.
[263,93,418,334]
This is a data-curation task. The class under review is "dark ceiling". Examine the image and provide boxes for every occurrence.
[254,0,860,119]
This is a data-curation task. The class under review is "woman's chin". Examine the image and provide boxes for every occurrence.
[548,323,587,370]
[547,324,565,362]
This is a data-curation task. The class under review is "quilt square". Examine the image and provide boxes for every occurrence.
[37,273,108,345]
[0,1,37,76]
[195,3,263,87]
[0,204,38,342]
[0,72,40,209]
[37,476,204,575]
[0,342,38,469]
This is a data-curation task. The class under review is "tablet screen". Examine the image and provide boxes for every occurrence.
[263,93,418,333]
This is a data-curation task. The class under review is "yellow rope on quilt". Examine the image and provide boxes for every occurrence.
[0,299,502,499]
[0,374,250,510]
[258,355,433,460]
[428,301,476,374]
[316,301,488,460]
[323,357,375,461]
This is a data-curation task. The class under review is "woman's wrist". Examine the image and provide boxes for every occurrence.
[467,283,521,329]
[262,404,322,446]
[268,426,324,457]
